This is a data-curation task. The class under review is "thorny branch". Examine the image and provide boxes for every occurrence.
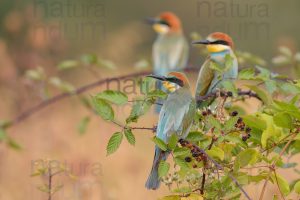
[259,131,298,200]
[179,139,252,200]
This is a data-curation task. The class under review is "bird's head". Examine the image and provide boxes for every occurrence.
[147,72,190,92]
[192,32,234,53]
[146,12,182,35]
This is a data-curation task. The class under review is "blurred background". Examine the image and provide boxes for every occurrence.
[0,0,300,199]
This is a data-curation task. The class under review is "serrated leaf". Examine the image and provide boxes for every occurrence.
[126,99,152,123]
[96,90,128,105]
[106,132,123,155]
[207,146,224,161]
[168,134,178,150]
[206,115,221,131]
[158,160,170,178]
[152,137,167,151]
[77,116,90,135]
[124,129,135,146]
[224,116,238,132]
[92,97,114,121]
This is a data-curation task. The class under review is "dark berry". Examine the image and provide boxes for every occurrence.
[220,91,226,97]
[185,157,192,162]
[237,117,243,124]
[242,136,247,141]
[193,164,197,168]
[247,134,251,138]
[207,109,212,115]
[202,111,207,116]
[246,127,251,133]
[227,91,233,97]
[231,111,238,116]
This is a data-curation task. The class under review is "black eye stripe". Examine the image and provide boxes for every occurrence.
[210,40,229,46]
[166,77,184,87]
[159,20,170,27]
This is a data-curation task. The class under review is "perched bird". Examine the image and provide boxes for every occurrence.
[145,72,196,190]
[192,32,238,108]
[146,12,189,112]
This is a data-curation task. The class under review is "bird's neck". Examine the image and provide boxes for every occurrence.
[210,49,234,62]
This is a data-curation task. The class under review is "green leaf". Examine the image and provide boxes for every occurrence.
[97,59,116,69]
[106,132,123,155]
[96,90,128,105]
[152,137,167,151]
[80,54,98,65]
[25,67,46,81]
[271,173,290,196]
[273,112,293,129]
[235,149,259,168]
[126,99,152,123]
[243,115,267,130]
[173,147,190,157]
[124,128,135,146]
[140,77,155,94]
[273,100,300,120]
[238,68,255,80]
[147,90,167,99]
[186,131,204,142]
[77,116,90,135]
[49,77,75,92]
[7,137,22,150]
[207,146,224,161]
[265,80,277,94]
[168,134,178,150]
[246,85,272,105]
[92,97,114,121]
[294,180,300,194]
[174,157,189,169]
[221,80,238,96]
[224,116,238,132]
[0,129,7,141]
[158,160,170,178]
[159,195,181,200]
[57,60,79,70]
[206,116,222,131]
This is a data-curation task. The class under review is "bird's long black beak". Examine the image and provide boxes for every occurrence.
[192,39,211,45]
[145,17,159,25]
[146,74,167,81]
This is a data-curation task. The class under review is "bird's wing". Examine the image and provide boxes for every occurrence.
[156,91,194,142]
[153,36,189,75]
[195,58,215,99]
[168,37,189,70]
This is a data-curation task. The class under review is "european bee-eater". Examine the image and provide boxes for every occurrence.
[193,32,238,108]
[145,72,196,190]
[146,12,189,113]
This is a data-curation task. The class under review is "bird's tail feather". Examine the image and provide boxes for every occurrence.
[145,146,169,190]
